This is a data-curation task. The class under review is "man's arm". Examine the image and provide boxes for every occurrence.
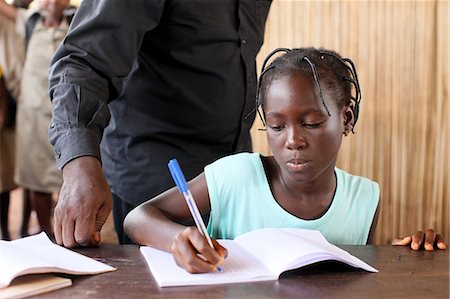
[49,0,166,168]
[49,0,166,247]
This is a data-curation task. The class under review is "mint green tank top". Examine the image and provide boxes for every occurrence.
[205,153,379,245]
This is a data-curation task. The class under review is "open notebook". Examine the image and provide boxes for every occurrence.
[0,232,116,296]
[141,228,378,287]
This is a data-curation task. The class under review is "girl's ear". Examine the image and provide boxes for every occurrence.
[343,105,355,136]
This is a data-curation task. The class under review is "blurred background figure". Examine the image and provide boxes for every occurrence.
[0,67,14,240]
[0,0,33,240]
[0,0,74,238]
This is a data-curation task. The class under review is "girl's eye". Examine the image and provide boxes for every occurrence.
[303,122,323,129]
[268,125,284,131]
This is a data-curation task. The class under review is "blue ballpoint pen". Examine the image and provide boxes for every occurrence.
[168,158,222,272]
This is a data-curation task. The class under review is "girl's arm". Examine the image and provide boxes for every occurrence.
[366,200,381,244]
[123,173,227,273]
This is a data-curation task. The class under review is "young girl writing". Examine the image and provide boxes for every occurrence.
[124,47,446,273]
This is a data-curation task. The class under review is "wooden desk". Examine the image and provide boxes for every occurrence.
[34,245,448,299]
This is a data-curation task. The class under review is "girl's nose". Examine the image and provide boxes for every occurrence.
[285,127,307,150]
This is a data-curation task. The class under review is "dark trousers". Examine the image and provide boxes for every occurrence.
[112,193,135,244]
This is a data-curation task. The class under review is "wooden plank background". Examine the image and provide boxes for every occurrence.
[251,0,449,245]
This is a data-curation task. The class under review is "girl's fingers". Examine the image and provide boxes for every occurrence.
[391,230,446,251]
[171,232,215,273]
[172,227,223,273]
[392,236,412,246]
[436,234,447,250]
[424,229,436,251]
[189,231,222,268]
[212,238,228,267]
[212,238,228,258]
[411,231,424,250]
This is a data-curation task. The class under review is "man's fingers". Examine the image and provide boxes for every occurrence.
[61,218,78,248]
[53,204,63,245]
[96,198,112,232]
[93,231,101,243]
[73,213,98,247]
[54,221,62,245]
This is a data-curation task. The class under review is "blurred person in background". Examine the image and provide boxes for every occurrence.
[0,0,32,240]
[0,0,74,238]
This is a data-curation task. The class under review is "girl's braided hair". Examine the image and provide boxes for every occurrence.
[250,47,361,133]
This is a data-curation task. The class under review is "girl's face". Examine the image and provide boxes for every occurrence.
[264,73,351,185]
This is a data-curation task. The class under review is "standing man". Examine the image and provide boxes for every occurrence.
[49,1,272,246]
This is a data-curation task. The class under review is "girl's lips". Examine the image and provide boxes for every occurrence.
[286,159,309,171]
[287,157,308,164]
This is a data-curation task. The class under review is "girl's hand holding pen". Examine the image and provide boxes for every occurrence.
[392,229,447,251]
[167,158,227,273]
[170,227,228,274]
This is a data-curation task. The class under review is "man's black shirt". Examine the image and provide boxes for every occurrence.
[49,0,271,205]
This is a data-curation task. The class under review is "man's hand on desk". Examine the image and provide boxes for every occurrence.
[54,156,113,248]
[392,228,447,251]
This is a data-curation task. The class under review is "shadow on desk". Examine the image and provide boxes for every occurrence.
[33,245,449,299]
[280,260,370,277]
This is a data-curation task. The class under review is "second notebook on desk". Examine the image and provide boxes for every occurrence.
[140,227,378,287]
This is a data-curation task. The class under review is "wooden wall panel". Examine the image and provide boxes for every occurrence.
[251,0,449,244]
